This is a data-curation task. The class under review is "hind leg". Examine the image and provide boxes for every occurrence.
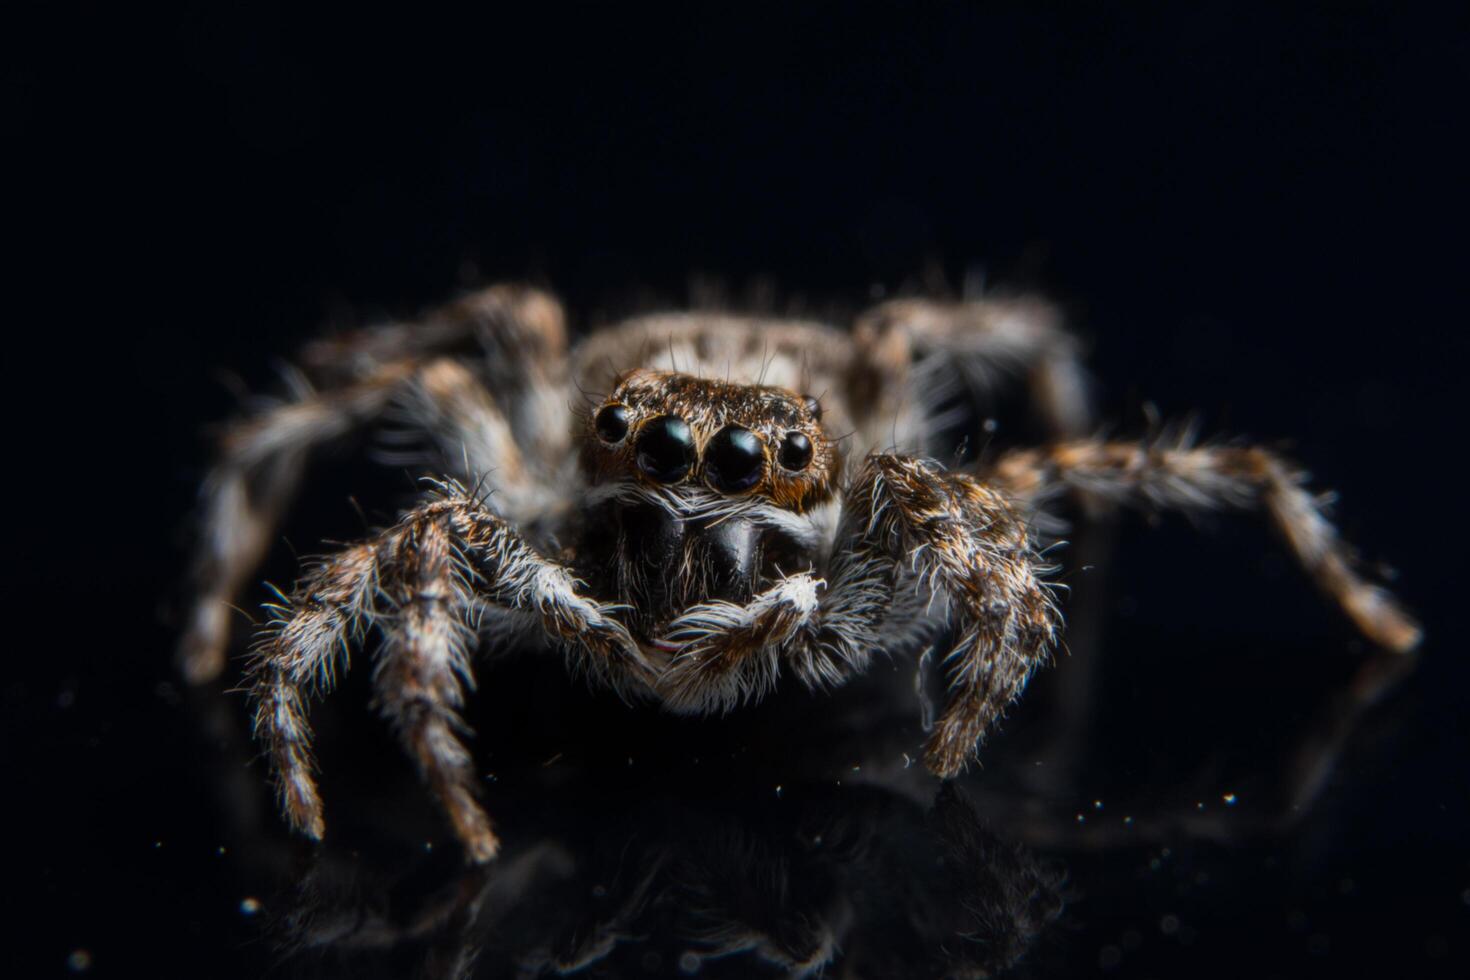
[181,360,411,683]
[182,285,569,683]
[980,434,1420,652]
[851,296,1092,446]
[298,284,566,386]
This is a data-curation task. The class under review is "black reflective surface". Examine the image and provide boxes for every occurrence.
[14,4,1467,977]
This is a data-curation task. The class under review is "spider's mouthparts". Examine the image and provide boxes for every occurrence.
[588,499,767,638]
[621,502,761,602]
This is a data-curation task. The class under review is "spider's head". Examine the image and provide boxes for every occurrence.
[579,368,840,642]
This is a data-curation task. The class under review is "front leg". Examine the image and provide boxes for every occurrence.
[845,454,1060,777]
[250,486,653,862]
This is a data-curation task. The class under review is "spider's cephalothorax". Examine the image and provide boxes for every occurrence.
[577,369,841,652]
[180,284,1421,862]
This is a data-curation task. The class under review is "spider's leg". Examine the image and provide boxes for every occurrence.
[372,513,497,861]
[851,297,1091,444]
[302,284,571,458]
[845,299,1106,797]
[249,491,652,861]
[181,361,409,684]
[250,538,380,840]
[389,359,542,514]
[850,455,1060,778]
[299,284,565,387]
[981,436,1422,652]
[181,358,537,684]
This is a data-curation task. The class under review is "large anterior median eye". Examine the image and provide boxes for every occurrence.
[594,404,630,443]
[706,425,765,493]
[636,415,695,483]
[778,431,813,471]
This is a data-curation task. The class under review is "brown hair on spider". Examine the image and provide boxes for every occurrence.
[581,368,839,511]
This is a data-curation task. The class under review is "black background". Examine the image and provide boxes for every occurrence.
[11,3,1468,977]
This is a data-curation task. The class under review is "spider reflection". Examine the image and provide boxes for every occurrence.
[270,781,1062,979]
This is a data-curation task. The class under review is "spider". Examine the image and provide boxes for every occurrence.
[180,284,1420,864]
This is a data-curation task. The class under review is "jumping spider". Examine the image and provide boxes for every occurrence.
[180,284,1420,863]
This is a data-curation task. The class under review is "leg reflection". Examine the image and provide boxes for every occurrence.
[267,780,1063,979]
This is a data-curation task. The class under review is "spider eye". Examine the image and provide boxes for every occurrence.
[778,431,813,471]
[636,415,695,483]
[594,404,630,444]
[802,395,823,422]
[706,425,765,493]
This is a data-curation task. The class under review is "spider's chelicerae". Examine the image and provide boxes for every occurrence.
[180,284,1420,863]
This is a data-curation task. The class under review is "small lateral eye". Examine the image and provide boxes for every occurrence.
[778,431,813,471]
[594,404,630,443]
[802,395,823,421]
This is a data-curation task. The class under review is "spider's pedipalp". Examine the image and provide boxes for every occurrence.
[658,572,823,713]
[983,437,1422,653]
